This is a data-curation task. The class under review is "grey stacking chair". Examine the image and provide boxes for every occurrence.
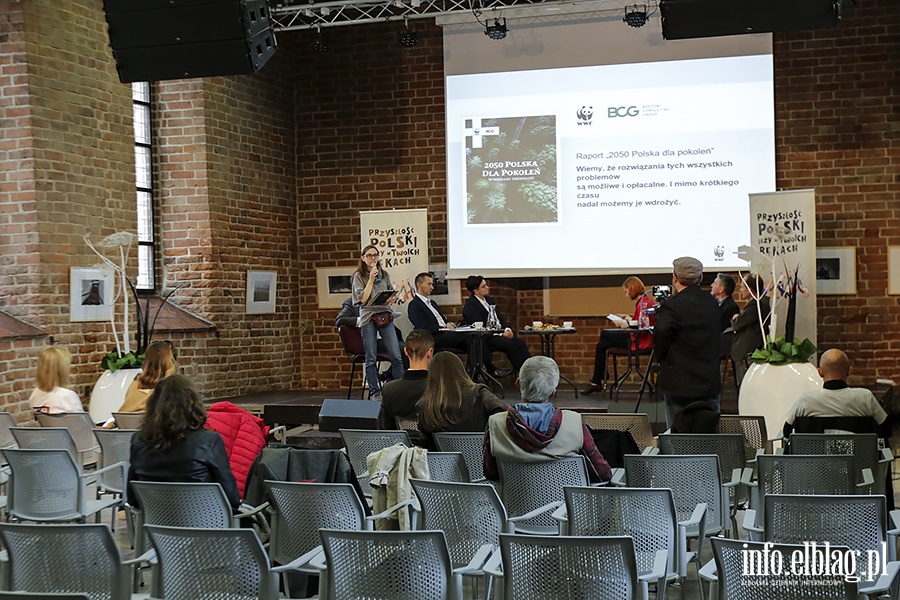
[319,529,460,600]
[486,534,666,600]
[496,456,589,535]
[427,451,470,483]
[339,429,411,496]
[707,538,866,600]
[789,432,891,495]
[410,479,508,598]
[620,453,731,572]
[580,413,655,452]
[759,494,900,599]
[0,523,136,600]
[93,429,137,537]
[657,433,748,533]
[394,416,419,433]
[34,413,99,467]
[0,412,18,454]
[264,481,370,599]
[111,412,144,429]
[10,428,84,473]
[715,414,771,458]
[1,448,124,526]
[433,432,487,481]
[145,525,307,600]
[742,453,859,539]
[559,486,709,600]
[0,594,91,599]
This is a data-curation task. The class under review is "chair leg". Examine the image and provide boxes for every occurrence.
[348,361,357,399]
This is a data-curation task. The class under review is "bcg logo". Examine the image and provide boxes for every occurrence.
[608,106,639,118]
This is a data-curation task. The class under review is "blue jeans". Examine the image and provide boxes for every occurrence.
[663,394,721,429]
[360,319,404,396]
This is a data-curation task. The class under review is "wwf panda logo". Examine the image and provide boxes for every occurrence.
[714,245,725,259]
[576,106,593,122]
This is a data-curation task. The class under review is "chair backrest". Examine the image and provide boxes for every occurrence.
[0,412,18,449]
[0,523,129,600]
[263,481,367,567]
[716,414,770,458]
[499,534,640,600]
[395,416,419,432]
[657,433,747,507]
[339,429,412,496]
[497,456,588,534]
[433,431,486,481]
[320,529,455,600]
[756,454,856,497]
[764,493,889,578]
[130,481,233,529]
[34,413,98,466]
[146,525,276,600]
[10,427,80,471]
[111,412,144,429]
[623,454,727,537]
[426,452,470,483]
[93,429,137,495]
[711,537,859,600]
[338,325,365,357]
[564,486,677,578]
[0,593,91,599]
[1,448,82,522]
[411,479,507,568]
[579,413,655,452]
[788,433,879,486]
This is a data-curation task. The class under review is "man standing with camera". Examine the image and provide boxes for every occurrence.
[654,256,722,427]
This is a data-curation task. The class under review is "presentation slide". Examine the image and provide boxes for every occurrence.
[445,54,775,277]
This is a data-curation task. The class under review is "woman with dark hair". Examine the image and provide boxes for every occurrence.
[118,340,177,414]
[582,276,656,395]
[351,244,404,400]
[126,374,240,511]
[416,352,506,449]
[461,275,531,375]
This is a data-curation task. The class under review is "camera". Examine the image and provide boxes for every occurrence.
[651,285,672,303]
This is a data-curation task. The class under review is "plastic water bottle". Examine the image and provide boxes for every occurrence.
[639,304,650,329]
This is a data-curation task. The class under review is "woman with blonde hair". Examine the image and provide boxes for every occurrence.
[416,352,506,449]
[29,346,84,414]
[582,276,656,395]
[117,340,177,413]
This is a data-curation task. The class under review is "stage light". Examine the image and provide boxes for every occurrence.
[313,27,328,52]
[484,17,508,40]
[399,18,418,47]
[623,4,648,28]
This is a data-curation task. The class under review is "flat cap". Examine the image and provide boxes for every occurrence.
[673,256,703,285]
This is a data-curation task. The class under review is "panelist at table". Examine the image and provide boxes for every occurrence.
[408,272,477,366]
[462,275,531,375]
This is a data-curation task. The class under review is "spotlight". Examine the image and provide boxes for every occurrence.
[484,17,508,40]
[623,4,648,28]
[313,28,327,52]
[399,18,418,47]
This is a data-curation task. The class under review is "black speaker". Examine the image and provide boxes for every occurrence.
[104,0,277,83]
[660,0,841,40]
[318,399,383,433]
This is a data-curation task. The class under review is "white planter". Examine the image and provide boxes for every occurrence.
[89,368,141,424]
[738,362,823,443]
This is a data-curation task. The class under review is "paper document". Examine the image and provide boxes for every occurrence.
[607,314,627,324]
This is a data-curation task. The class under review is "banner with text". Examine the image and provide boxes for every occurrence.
[748,189,817,351]
[360,209,429,336]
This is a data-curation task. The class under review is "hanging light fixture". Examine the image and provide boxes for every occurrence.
[313,25,328,52]
[623,4,649,28]
[484,17,508,40]
[399,17,418,47]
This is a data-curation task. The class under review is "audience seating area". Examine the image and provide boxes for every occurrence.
[0,410,897,600]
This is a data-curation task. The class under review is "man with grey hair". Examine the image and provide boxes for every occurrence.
[482,356,611,483]
[654,256,722,426]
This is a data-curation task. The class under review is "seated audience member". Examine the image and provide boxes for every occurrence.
[783,348,890,440]
[583,276,655,395]
[711,273,740,332]
[416,351,507,450]
[408,272,478,364]
[336,296,408,371]
[118,340,177,414]
[462,275,531,375]
[30,346,84,415]
[483,356,612,483]
[127,374,240,511]
[731,272,771,384]
[378,329,434,429]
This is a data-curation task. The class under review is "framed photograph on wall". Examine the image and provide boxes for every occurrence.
[70,268,115,322]
[428,264,462,305]
[316,266,355,309]
[888,247,900,295]
[815,247,856,295]
[246,270,277,314]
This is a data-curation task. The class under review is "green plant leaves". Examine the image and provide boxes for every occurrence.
[748,335,817,366]
[101,350,145,373]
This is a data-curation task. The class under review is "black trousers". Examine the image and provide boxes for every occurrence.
[589,329,632,385]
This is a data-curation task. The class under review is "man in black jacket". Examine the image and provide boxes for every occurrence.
[407,273,475,361]
[378,329,433,429]
[654,256,722,427]
[711,273,740,332]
